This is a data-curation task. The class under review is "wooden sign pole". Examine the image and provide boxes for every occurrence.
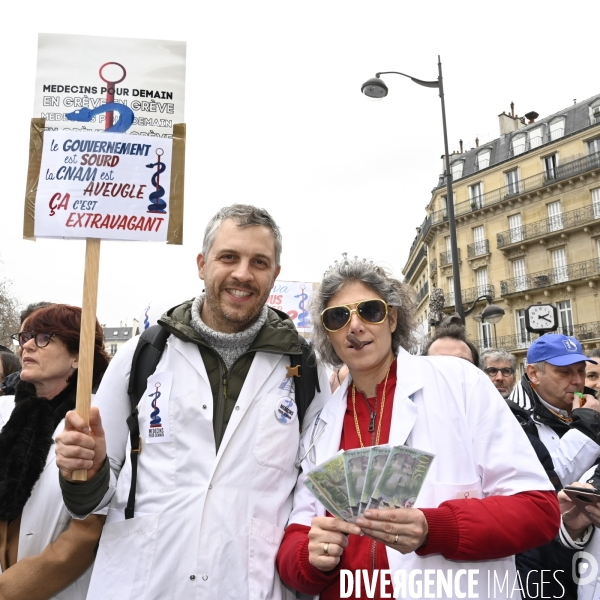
[72,238,101,481]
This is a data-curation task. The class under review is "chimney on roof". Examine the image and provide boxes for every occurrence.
[475,136,479,147]
[459,139,463,153]
[499,103,525,135]
[525,111,539,124]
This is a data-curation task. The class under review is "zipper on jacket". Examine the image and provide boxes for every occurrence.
[371,539,377,582]
[222,367,228,400]
[369,383,379,446]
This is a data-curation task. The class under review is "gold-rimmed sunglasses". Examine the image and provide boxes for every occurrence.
[321,298,389,332]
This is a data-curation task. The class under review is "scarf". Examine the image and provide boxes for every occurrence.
[0,380,76,521]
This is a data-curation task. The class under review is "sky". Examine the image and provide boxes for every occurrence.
[1,0,599,327]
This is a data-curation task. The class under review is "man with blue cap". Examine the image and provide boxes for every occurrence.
[512,334,600,599]
[523,334,599,487]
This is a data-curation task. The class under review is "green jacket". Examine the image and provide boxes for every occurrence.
[158,300,301,450]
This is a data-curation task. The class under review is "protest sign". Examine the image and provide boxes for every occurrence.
[267,281,314,333]
[24,34,186,479]
[34,33,185,137]
[33,131,172,241]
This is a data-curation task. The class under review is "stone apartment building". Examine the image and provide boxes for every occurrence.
[103,319,140,356]
[403,94,600,373]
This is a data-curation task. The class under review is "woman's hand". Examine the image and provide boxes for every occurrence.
[55,407,106,480]
[307,516,361,572]
[356,508,428,554]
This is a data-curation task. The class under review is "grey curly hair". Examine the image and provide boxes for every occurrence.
[311,257,418,367]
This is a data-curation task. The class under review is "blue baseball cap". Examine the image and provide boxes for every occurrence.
[527,334,598,366]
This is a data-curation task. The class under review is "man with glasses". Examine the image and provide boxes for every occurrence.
[480,349,517,399]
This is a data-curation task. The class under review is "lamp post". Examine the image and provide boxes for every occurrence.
[361,56,464,320]
[469,295,505,348]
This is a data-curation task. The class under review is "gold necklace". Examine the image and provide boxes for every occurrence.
[352,366,391,448]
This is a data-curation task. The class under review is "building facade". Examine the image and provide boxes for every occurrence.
[103,319,140,356]
[403,94,600,372]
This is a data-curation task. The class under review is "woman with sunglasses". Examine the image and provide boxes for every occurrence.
[0,304,110,600]
[277,257,560,599]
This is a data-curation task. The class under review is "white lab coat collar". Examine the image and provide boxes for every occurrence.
[319,349,424,456]
[167,334,210,386]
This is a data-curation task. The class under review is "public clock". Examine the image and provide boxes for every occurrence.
[524,304,558,333]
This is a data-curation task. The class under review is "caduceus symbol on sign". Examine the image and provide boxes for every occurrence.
[149,382,162,427]
[146,148,167,214]
[295,284,310,329]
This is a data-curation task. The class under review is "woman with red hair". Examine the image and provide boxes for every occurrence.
[0,304,110,600]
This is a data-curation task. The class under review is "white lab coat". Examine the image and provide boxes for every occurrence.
[535,415,600,488]
[0,397,95,600]
[83,334,330,600]
[571,465,600,600]
[290,350,556,599]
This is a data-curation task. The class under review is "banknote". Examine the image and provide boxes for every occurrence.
[359,445,392,515]
[306,451,355,521]
[343,448,372,517]
[367,446,435,511]
[303,479,345,520]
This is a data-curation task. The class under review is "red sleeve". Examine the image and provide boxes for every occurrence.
[276,523,345,594]
[416,490,560,560]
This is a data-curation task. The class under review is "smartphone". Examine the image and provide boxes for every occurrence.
[563,485,600,512]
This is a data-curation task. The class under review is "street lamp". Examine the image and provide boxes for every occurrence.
[361,56,464,320]
[470,295,505,347]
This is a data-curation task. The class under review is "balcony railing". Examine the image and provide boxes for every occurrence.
[500,258,600,296]
[416,281,429,306]
[497,204,600,248]
[476,321,600,352]
[440,248,461,267]
[475,333,534,352]
[445,284,495,307]
[430,151,600,225]
[555,321,600,341]
[467,239,490,258]
[404,244,428,282]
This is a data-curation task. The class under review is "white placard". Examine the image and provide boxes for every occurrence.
[34,33,185,138]
[267,281,314,333]
[34,131,172,241]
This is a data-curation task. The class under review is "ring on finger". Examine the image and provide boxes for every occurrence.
[394,534,399,544]
[323,542,329,556]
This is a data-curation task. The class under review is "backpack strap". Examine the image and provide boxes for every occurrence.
[288,334,320,429]
[125,324,170,519]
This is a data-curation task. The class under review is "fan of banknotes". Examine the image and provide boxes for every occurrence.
[304,445,435,522]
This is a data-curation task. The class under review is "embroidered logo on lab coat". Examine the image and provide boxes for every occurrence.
[146,371,172,443]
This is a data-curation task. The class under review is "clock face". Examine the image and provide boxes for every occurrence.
[525,304,558,332]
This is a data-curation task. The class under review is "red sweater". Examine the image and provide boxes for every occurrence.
[276,360,561,600]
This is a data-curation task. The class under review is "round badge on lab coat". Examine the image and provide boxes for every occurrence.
[275,397,297,425]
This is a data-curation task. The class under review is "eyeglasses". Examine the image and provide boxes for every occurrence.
[321,298,388,332]
[484,367,515,377]
[11,332,55,348]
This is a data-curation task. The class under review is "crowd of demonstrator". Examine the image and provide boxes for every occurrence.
[0,204,598,600]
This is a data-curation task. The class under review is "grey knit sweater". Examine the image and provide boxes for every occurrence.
[190,294,268,370]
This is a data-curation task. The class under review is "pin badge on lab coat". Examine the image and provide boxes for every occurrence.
[275,396,297,425]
